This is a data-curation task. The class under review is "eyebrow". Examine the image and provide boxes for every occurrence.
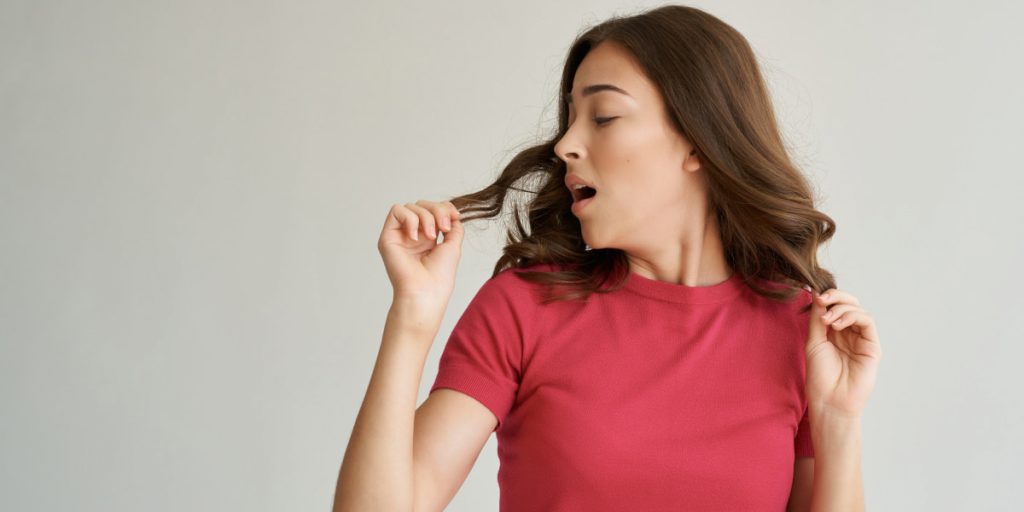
[564,83,632,105]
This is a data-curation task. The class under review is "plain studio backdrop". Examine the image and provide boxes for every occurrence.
[2,0,1022,510]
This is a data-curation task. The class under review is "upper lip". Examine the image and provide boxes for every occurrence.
[564,174,596,200]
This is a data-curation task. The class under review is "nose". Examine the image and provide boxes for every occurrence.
[554,133,583,163]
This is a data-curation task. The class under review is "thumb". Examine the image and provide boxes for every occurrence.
[423,217,465,269]
[439,217,464,247]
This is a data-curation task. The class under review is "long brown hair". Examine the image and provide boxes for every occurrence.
[446,4,836,313]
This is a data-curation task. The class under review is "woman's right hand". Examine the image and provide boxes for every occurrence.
[377,200,464,312]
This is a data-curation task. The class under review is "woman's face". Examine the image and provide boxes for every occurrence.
[554,41,706,253]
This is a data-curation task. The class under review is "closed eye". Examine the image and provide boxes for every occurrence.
[594,117,616,126]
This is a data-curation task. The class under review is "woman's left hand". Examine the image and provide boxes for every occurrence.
[805,288,883,419]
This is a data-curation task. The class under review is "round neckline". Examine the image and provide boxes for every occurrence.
[622,267,746,304]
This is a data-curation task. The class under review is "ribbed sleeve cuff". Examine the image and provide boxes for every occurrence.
[429,363,516,432]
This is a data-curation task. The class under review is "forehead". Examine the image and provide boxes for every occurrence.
[566,41,651,105]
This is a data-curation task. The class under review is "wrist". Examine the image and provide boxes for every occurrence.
[388,297,445,335]
[808,402,863,423]
[809,407,862,448]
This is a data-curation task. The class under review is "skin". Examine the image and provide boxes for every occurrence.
[554,40,731,287]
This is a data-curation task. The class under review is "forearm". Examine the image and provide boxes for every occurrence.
[809,409,864,512]
[333,300,441,512]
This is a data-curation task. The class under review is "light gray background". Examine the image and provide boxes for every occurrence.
[2,0,1022,510]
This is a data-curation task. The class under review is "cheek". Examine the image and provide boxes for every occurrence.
[624,145,687,199]
[598,130,682,207]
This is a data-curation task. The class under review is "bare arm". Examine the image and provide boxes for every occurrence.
[332,299,440,512]
[334,199,486,511]
[332,299,500,512]
[808,412,864,512]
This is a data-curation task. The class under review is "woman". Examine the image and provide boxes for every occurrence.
[335,4,881,511]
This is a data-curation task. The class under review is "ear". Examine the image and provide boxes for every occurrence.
[683,148,701,173]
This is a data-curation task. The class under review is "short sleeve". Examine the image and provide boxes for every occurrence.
[795,405,815,458]
[429,270,532,432]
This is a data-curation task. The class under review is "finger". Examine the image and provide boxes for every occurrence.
[416,199,452,232]
[439,213,464,246]
[444,200,461,222]
[437,200,461,232]
[442,201,462,236]
[821,303,864,326]
[389,204,421,241]
[816,288,861,307]
[406,203,437,240]
[830,310,879,343]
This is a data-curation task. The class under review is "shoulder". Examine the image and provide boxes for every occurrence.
[781,286,814,338]
[470,261,561,310]
[486,262,564,296]
[742,277,815,333]
[749,276,814,308]
[470,262,578,327]
[454,264,562,352]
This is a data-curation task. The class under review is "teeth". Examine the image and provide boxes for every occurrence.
[573,184,587,189]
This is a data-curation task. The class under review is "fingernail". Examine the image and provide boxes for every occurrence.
[443,218,451,230]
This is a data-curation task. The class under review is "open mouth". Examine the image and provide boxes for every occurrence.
[571,186,597,202]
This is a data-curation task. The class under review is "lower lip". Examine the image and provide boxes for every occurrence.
[571,195,595,213]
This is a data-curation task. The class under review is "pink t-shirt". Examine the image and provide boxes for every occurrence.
[430,261,815,511]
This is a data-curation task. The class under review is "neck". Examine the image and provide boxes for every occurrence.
[626,212,731,287]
